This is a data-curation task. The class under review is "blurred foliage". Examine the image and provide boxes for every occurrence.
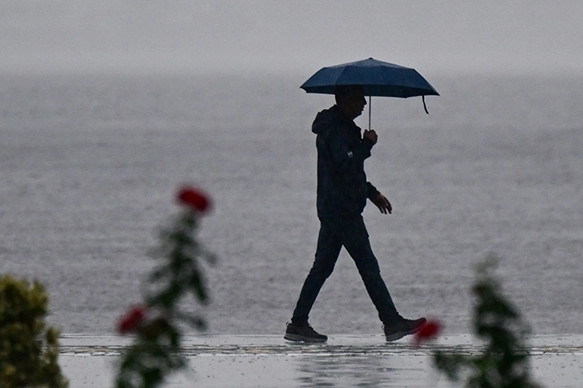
[0,275,68,388]
[433,256,542,388]
[115,205,215,388]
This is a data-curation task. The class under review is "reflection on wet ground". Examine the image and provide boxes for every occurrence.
[59,334,583,387]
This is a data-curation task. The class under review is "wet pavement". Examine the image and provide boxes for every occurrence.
[59,334,583,387]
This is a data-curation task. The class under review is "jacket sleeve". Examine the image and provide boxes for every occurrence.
[366,182,381,200]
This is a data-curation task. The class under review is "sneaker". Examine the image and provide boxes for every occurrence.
[284,322,328,343]
[383,317,427,342]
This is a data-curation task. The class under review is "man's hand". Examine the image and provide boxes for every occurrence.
[363,129,378,145]
[372,194,392,214]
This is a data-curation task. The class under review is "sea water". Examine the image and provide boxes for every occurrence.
[1,72,582,336]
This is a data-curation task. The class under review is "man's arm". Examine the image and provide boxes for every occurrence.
[325,126,375,174]
[362,129,392,214]
[367,182,392,215]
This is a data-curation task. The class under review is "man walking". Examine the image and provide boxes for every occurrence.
[285,85,426,342]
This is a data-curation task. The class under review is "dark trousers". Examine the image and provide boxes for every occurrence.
[291,215,399,325]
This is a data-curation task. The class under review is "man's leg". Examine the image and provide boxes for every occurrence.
[339,216,400,323]
[341,215,426,340]
[290,219,342,324]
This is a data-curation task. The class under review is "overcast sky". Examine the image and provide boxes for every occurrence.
[2,0,583,75]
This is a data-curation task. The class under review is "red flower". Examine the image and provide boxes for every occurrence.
[177,186,211,213]
[414,319,442,345]
[118,306,147,334]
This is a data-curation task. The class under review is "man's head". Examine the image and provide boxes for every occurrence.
[335,85,366,119]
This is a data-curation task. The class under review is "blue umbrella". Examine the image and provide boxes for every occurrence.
[300,57,439,128]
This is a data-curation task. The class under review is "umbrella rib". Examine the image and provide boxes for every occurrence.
[334,65,353,86]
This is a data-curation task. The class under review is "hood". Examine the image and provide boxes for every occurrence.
[311,105,341,135]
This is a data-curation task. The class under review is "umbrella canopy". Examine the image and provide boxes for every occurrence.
[300,57,439,98]
[300,58,439,122]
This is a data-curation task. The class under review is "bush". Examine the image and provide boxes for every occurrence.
[0,275,68,388]
[432,256,541,388]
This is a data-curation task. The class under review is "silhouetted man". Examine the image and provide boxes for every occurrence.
[285,85,426,342]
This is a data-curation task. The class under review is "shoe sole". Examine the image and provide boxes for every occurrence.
[284,333,327,343]
[385,322,427,342]
[385,331,412,341]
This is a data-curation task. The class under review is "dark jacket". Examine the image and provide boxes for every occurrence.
[312,105,380,218]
